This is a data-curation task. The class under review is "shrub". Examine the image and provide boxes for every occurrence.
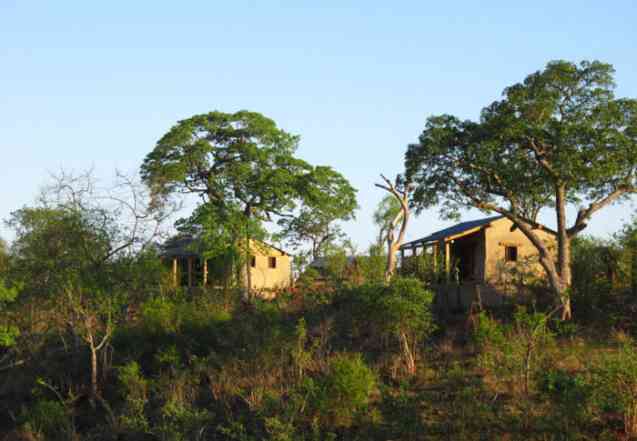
[315,353,376,428]
[539,368,592,431]
[141,296,180,335]
[22,399,71,441]
[335,277,436,375]
[156,399,212,441]
[474,307,555,396]
[378,277,436,374]
[117,361,150,434]
[591,339,637,437]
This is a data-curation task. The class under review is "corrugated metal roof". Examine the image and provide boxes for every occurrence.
[400,215,504,249]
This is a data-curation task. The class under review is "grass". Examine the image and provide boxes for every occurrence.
[3,283,637,441]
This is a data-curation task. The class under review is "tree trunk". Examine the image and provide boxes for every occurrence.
[555,185,573,320]
[88,337,98,404]
[385,231,397,283]
[242,214,252,302]
[376,174,411,283]
[242,246,252,302]
[504,212,572,320]
[400,331,416,375]
[631,239,637,299]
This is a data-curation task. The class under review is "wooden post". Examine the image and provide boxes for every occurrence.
[444,240,451,282]
[187,257,193,288]
[172,258,178,287]
[203,259,208,286]
[432,243,438,273]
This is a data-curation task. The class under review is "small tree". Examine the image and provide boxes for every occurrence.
[406,60,637,319]
[379,277,436,375]
[374,175,411,282]
[473,307,555,397]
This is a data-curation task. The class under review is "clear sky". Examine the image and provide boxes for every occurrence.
[1,1,636,248]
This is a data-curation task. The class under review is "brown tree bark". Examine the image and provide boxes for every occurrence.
[555,185,573,320]
[82,316,111,405]
[241,210,253,302]
[375,174,411,283]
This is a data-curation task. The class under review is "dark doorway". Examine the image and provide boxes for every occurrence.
[451,232,481,281]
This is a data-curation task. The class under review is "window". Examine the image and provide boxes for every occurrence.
[505,246,518,262]
[268,256,277,269]
[250,256,256,268]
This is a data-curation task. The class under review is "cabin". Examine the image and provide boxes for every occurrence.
[161,236,293,292]
[305,255,363,286]
[399,216,555,308]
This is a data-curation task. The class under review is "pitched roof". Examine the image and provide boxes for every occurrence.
[161,235,201,258]
[400,215,504,249]
[161,235,290,258]
[309,256,357,269]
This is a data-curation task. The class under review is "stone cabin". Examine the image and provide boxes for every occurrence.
[161,236,293,291]
[399,215,555,308]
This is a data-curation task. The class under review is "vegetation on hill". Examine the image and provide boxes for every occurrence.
[0,59,636,440]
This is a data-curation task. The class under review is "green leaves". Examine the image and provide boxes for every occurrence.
[141,110,305,217]
[143,110,357,267]
[406,60,637,221]
[276,166,357,259]
[0,278,20,347]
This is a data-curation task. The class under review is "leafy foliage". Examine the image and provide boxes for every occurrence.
[141,110,356,293]
[406,60,637,317]
[592,337,637,436]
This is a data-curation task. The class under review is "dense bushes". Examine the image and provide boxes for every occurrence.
[592,335,637,436]
[473,307,555,396]
[3,256,637,440]
[331,277,436,376]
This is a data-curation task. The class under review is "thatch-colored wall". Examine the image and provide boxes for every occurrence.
[484,217,555,286]
[249,242,292,290]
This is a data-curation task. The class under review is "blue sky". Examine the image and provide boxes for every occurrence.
[1,1,636,248]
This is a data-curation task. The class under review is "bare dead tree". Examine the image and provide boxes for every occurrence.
[42,168,181,260]
[374,174,411,282]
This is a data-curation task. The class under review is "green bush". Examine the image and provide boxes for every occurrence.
[117,361,150,434]
[591,339,637,437]
[378,277,436,374]
[337,277,436,374]
[474,307,555,397]
[23,399,71,441]
[141,296,181,335]
[539,368,592,431]
[315,353,376,428]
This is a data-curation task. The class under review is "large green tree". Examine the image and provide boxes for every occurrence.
[405,60,637,319]
[141,110,355,297]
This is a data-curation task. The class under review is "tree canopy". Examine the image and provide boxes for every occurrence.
[141,110,357,293]
[405,60,637,318]
[141,111,310,221]
[276,166,357,261]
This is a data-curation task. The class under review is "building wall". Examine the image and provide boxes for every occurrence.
[484,218,555,287]
[249,242,292,290]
